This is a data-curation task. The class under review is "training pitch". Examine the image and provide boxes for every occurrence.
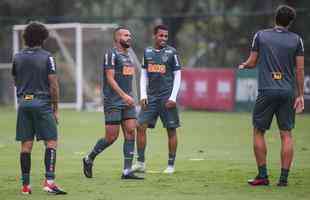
[0,107,309,200]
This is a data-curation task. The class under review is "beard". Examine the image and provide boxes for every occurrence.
[120,39,130,48]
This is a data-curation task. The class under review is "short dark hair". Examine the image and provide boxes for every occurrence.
[23,21,49,47]
[153,24,168,35]
[275,5,296,27]
[113,25,129,41]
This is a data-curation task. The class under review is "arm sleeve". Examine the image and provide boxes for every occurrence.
[251,32,260,52]
[140,68,148,100]
[47,56,57,74]
[296,36,304,56]
[168,70,181,102]
[103,49,116,70]
[11,60,16,77]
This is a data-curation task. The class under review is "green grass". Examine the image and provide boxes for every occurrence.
[0,107,310,200]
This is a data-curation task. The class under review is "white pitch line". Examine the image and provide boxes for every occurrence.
[74,152,85,155]
[147,170,161,174]
[189,158,205,161]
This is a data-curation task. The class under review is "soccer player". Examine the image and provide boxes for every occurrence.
[12,22,66,195]
[82,26,143,180]
[132,25,182,174]
[239,5,304,186]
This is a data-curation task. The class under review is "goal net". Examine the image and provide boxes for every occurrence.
[12,23,137,111]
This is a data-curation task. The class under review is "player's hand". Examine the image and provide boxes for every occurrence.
[294,95,304,114]
[53,110,59,124]
[165,100,176,109]
[123,94,135,107]
[238,63,246,69]
[140,98,148,110]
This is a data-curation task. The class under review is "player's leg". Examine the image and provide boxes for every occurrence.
[42,140,66,195]
[248,91,277,186]
[121,119,135,173]
[34,103,66,195]
[160,101,180,174]
[164,128,178,174]
[86,125,120,161]
[83,124,120,178]
[120,110,143,179]
[132,123,148,172]
[276,93,295,186]
[278,131,293,186]
[20,140,33,194]
[16,104,35,194]
[136,117,157,165]
[252,128,269,181]
[121,107,135,174]
[83,107,121,178]
[132,97,158,172]
[137,124,147,163]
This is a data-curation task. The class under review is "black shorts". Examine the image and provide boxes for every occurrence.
[16,98,57,141]
[252,90,295,132]
[138,96,180,129]
[104,105,136,125]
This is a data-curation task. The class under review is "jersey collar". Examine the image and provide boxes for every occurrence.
[154,45,167,53]
[274,26,288,33]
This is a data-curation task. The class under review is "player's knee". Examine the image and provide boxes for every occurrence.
[254,127,266,135]
[125,131,135,140]
[125,123,136,135]
[21,141,33,153]
[280,131,292,140]
[46,140,57,149]
[137,123,147,133]
[167,128,177,138]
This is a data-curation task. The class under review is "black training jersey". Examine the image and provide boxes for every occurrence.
[12,47,56,98]
[102,47,135,106]
[251,27,304,92]
[142,45,181,98]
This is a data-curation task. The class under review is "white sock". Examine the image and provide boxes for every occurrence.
[123,169,131,175]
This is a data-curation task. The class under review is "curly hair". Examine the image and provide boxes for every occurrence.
[23,21,49,47]
[275,5,296,27]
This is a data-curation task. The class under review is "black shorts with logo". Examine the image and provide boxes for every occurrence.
[252,89,295,132]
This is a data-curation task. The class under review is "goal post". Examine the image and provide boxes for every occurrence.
[12,23,118,111]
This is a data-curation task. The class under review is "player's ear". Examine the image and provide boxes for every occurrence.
[113,31,119,42]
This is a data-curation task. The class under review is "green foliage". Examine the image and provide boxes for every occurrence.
[1,0,309,66]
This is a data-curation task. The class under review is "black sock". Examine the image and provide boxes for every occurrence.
[279,168,290,182]
[137,146,145,162]
[258,164,268,178]
[20,152,31,185]
[123,139,135,170]
[168,153,176,166]
[45,148,56,180]
[88,138,111,161]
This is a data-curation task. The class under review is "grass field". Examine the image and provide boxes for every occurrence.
[0,106,309,200]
